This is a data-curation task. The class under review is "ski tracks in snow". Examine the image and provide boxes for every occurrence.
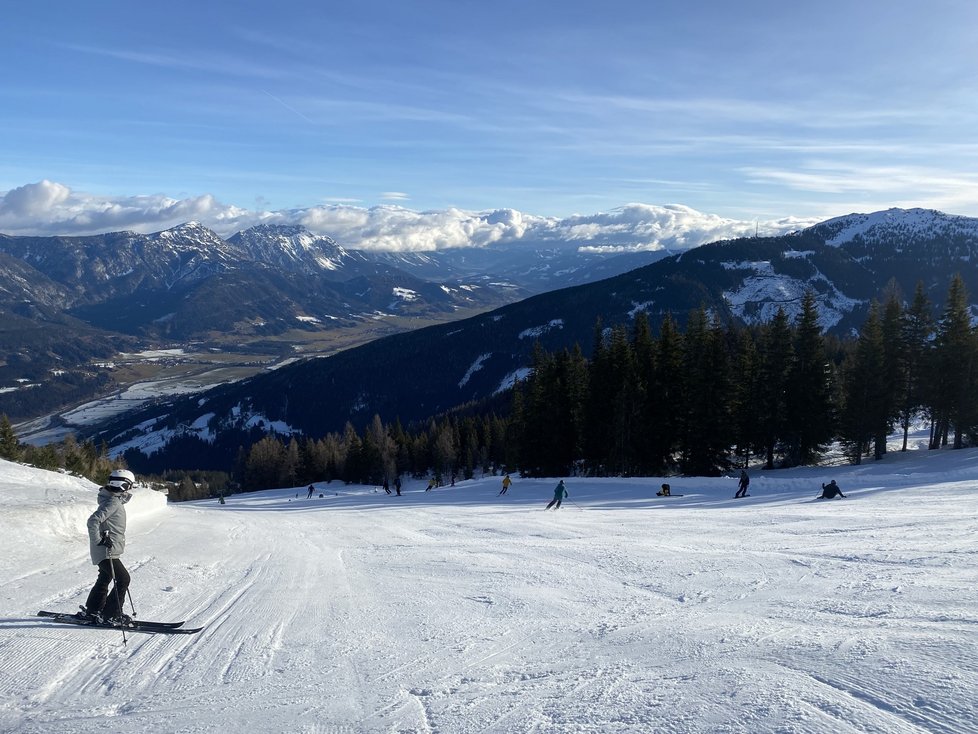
[2,471,977,733]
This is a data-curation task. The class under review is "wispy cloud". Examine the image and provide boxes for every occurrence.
[261,90,315,124]
[742,162,978,217]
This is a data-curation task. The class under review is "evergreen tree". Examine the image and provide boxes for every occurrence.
[520,345,586,476]
[607,325,641,474]
[432,422,457,483]
[931,275,978,448]
[729,328,763,468]
[650,314,684,473]
[283,438,300,487]
[898,282,933,450]
[366,414,397,484]
[839,303,887,463]
[583,319,615,472]
[679,307,731,475]
[756,308,794,468]
[784,292,834,466]
[876,291,906,459]
[631,313,659,473]
[341,422,364,482]
[0,414,21,461]
[244,436,286,490]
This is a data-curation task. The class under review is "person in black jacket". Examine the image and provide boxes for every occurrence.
[817,480,846,499]
[735,469,750,498]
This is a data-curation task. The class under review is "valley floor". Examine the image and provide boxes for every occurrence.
[0,445,976,733]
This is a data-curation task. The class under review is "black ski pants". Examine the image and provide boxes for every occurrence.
[546,498,562,509]
[85,558,130,619]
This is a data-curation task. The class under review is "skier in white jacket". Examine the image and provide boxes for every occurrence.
[79,469,135,624]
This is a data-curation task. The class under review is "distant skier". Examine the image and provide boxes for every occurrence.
[817,480,846,499]
[735,469,750,498]
[79,469,136,626]
[383,479,391,495]
[307,484,315,499]
[499,474,512,495]
[657,483,672,497]
[545,480,568,510]
[394,476,402,496]
[426,477,436,492]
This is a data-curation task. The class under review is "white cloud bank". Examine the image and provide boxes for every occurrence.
[0,180,816,252]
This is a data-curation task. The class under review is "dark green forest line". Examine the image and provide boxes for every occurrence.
[5,276,977,501]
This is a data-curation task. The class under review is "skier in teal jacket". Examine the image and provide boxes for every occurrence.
[545,480,568,510]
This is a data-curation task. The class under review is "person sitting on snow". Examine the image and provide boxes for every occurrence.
[817,480,846,499]
[656,483,671,497]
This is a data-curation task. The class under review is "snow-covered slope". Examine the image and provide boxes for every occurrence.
[226,223,366,274]
[1,437,976,733]
[816,207,978,248]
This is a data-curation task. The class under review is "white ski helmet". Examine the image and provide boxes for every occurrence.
[107,468,136,491]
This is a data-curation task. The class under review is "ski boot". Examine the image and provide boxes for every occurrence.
[108,613,136,628]
[76,605,103,624]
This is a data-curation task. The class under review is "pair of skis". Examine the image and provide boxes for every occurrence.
[37,610,203,635]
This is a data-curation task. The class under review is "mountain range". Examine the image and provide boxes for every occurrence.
[55,207,978,473]
[1,220,686,422]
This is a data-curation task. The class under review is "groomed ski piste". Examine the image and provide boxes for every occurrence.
[1,433,976,734]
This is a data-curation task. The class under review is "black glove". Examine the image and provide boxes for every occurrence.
[97,531,114,549]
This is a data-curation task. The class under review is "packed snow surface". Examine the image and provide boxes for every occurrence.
[1,439,976,733]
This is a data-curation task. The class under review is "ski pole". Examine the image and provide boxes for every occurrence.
[108,556,127,645]
[126,587,137,617]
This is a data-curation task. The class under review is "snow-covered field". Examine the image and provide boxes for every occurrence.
[1,442,976,734]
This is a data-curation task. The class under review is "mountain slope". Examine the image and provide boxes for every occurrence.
[86,208,978,467]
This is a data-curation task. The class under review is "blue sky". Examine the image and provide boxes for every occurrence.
[2,0,978,241]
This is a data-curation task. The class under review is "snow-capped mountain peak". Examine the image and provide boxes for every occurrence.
[813,208,978,248]
[228,224,356,273]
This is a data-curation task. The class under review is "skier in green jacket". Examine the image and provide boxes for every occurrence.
[545,480,568,510]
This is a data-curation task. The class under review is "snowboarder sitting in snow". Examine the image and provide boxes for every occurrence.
[545,479,568,509]
[79,469,136,626]
[817,480,846,499]
[656,483,672,497]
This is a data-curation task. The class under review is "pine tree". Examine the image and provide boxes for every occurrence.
[631,313,658,473]
[784,292,834,466]
[679,307,731,475]
[432,422,457,483]
[0,414,21,461]
[757,308,794,469]
[582,320,611,472]
[931,275,978,448]
[898,282,933,450]
[283,438,300,487]
[244,436,286,490]
[502,385,522,473]
[607,324,641,475]
[341,422,364,483]
[366,414,397,484]
[729,328,762,468]
[651,314,684,472]
[877,291,906,459]
[839,303,887,463]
